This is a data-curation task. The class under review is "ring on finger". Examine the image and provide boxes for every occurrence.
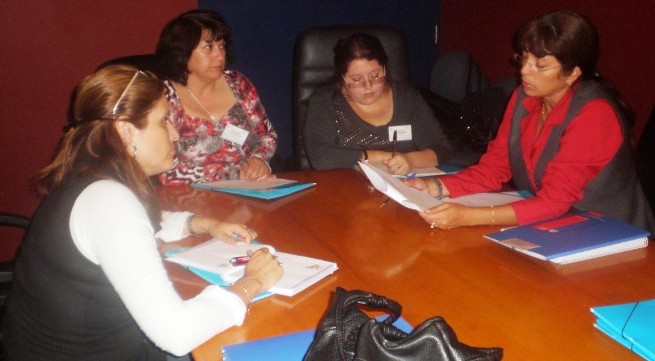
[430,222,436,229]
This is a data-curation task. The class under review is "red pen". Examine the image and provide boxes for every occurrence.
[230,256,250,266]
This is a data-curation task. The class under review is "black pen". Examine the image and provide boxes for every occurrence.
[391,130,397,158]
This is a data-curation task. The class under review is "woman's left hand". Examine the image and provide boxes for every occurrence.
[207,221,258,245]
[383,153,411,175]
[240,156,275,180]
[419,203,472,229]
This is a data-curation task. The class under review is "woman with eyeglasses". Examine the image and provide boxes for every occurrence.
[1,65,283,361]
[406,10,655,233]
[156,9,277,184]
[304,32,452,173]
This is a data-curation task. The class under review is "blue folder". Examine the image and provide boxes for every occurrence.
[192,181,315,200]
[591,299,655,360]
[222,316,413,361]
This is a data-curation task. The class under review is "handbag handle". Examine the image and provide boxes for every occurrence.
[335,288,402,325]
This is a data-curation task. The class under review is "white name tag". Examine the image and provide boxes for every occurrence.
[221,123,250,146]
[388,125,412,141]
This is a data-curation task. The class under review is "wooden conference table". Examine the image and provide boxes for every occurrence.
[158,168,655,361]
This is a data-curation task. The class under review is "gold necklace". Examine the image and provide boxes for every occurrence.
[536,101,551,138]
[186,87,218,122]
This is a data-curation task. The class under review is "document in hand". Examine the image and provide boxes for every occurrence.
[358,161,527,211]
[591,299,655,361]
[365,160,460,178]
[485,211,650,264]
[166,239,338,297]
[192,178,315,200]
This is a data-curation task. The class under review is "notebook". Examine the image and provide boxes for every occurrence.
[192,178,315,200]
[166,239,337,297]
[485,211,650,264]
[222,316,413,361]
[163,248,273,301]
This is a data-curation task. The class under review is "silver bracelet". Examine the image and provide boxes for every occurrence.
[185,214,201,237]
[234,284,252,314]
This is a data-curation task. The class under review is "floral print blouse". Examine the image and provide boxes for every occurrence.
[159,70,277,185]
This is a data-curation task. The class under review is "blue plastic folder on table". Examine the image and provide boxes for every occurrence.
[484,211,650,264]
[192,180,315,200]
[222,316,413,361]
[591,299,655,360]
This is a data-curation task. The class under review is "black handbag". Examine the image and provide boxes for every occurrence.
[303,287,503,361]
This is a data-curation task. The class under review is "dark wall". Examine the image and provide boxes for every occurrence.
[200,0,440,160]
[439,0,655,141]
[0,0,196,260]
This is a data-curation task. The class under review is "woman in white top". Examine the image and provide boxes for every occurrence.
[1,65,283,361]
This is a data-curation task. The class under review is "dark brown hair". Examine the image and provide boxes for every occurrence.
[334,33,391,85]
[156,9,231,85]
[515,10,634,126]
[34,65,165,223]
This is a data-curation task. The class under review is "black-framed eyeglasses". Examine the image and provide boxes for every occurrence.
[512,53,561,73]
[112,70,149,117]
[342,67,386,89]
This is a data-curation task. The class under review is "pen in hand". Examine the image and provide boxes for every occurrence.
[230,255,278,266]
[230,255,251,266]
[379,197,391,208]
[391,130,397,158]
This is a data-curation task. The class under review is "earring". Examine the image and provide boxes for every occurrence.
[130,142,138,157]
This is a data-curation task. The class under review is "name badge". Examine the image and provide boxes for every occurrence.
[221,124,250,146]
[388,125,412,141]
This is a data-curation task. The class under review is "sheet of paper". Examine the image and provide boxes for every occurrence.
[166,240,275,278]
[366,160,446,177]
[166,239,338,297]
[358,161,526,211]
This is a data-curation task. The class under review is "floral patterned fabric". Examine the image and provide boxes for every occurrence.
[159,70,277,184]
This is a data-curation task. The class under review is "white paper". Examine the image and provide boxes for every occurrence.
[358,161,526,211]
[166,239,338,297]
[166,240,275,278]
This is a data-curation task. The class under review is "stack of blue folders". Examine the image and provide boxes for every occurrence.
[590,299,655,360]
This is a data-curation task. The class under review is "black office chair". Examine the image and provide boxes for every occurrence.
[429,50,490,104]
[291,25,412,170]
[0,213,29,308]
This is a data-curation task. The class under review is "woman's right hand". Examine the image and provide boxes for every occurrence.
[403,177,430,193]
[238,248,284,294]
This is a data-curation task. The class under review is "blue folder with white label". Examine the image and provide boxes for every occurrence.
[485,211,650,264]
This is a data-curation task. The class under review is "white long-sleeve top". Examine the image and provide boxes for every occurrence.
[69,179,246,356]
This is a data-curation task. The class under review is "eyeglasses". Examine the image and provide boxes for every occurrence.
[112,70,148,117]
[342,68,386,89]
[512,53,561,73]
